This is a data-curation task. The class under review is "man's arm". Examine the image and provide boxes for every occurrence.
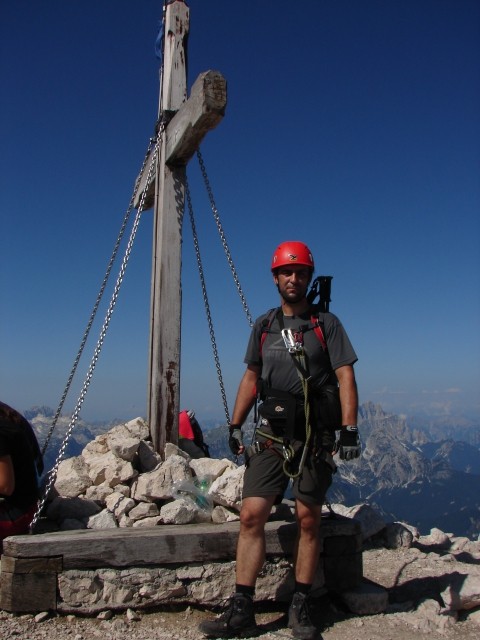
[335,365,361,460]
[335,364,358,426]
[229,364,261,454]
[231,364,261,426]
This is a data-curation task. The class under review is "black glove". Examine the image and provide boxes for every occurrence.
[228,425,243,456]
[337,425,361,460]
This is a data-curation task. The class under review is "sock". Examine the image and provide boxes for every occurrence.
[294,581,312,596]
[235,584,255,598]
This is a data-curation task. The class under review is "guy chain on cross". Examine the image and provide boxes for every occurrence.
[27,1,227,532]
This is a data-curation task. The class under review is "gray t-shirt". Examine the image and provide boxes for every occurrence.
[245,307,358,397]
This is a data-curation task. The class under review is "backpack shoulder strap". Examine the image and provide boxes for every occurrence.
[259,307,280,358]
[310,307,327,351]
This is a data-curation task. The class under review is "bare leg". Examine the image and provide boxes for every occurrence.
[293,499,322,584]
[198,499,271,637]
[235,496,276,586]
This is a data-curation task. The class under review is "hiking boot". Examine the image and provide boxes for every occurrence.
[288,592,319,640]
[198,593,258,638]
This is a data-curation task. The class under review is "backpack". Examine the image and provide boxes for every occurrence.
[189,414,210,457]
[179,410,210,457]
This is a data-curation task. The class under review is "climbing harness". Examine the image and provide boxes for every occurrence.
[247,427,295,465]
[279,325,313,479]
[253,296,341,480]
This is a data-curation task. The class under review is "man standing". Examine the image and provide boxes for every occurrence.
[199,241,361,640]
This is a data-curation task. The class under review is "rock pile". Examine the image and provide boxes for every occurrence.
[47,418,245,530]
[330,503,480,627]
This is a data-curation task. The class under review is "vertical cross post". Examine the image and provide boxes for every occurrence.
[136,1,227,453]
[148,0,189,453]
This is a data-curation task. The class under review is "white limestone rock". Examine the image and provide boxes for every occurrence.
[160,498,197,525]
[106,425,141,462]
[132,515,163,528]
[105,492,136,519]
[209,465,245,511]
[189,457,236,482]
[131,455,192,502]
[84,483,114,503]
[211,505,240,523]
[441,571,480,611]
[88,509,118,530]
[82,434,109,464]
[419,527,452,549]
[164,442,190,460]
[124,417,150,441]
[330,503,386,540]
[85,450,137,488]
[128,501,160,521]
[137,440,163,472]
[54,456,92,498]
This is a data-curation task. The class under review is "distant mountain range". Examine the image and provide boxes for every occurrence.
[203,402,480,539]
[28,402,480,539]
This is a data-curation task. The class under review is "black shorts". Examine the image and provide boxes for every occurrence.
[242,438,334,506]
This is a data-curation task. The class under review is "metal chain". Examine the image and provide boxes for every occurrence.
[41,0,169,454]
[196,149,254,327]
[185,179,231,424]
[40,136,157,457]
[30,126,163,531]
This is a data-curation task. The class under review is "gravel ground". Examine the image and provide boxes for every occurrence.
[1,597,479,640]
[2,546,480,640]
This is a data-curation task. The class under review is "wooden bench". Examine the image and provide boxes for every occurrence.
[0,515,362,613]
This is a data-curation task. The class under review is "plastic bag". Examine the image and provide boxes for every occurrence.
[171,477,213,516]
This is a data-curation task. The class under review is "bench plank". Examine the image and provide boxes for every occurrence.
[2,517,360,569]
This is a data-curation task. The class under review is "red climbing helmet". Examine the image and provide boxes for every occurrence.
[271,241,315,272]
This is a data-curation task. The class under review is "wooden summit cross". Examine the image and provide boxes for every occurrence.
[134,1,227,453]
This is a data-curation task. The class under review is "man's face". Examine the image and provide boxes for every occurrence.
[274,266,311,304]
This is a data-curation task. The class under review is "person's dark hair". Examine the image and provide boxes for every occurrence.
[0,401,28,426]
[0,401,44,476]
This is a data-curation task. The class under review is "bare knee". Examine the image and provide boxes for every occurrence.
[240,505,264,532]
[239,497,274,533]
[296,502,321,536]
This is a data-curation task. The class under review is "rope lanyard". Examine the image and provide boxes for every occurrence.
[265,314,314,479]
[252,358,312,481]
[282,350,312,479]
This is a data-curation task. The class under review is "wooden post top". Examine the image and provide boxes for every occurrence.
[160,0,189,115]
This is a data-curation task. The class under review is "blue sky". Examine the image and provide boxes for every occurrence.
[1,0,479,425]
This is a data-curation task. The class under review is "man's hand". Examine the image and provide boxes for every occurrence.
[228,425,244,456]
[337,425,361,460]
